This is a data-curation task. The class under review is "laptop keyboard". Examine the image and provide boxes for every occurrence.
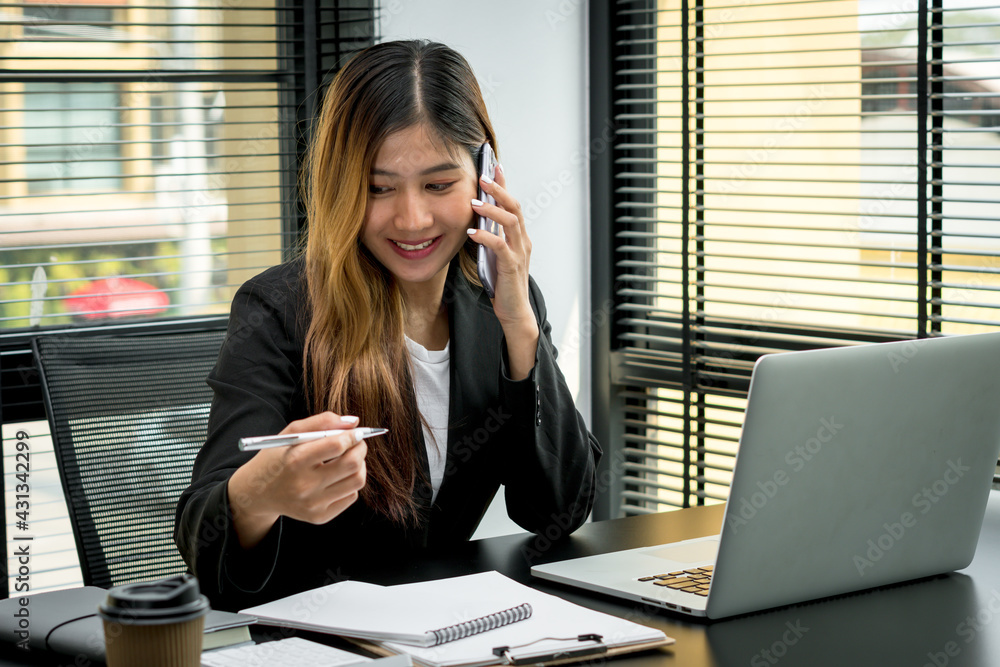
[639,565,713,596]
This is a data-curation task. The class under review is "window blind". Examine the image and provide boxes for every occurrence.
[0,0,375,597]
[603,0,1000,516]
[0,0,376,422]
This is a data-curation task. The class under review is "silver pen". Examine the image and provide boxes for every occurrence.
[238,427,389,451]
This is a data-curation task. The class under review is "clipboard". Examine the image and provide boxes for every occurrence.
[274,571,675,667]
[350,632,674,667]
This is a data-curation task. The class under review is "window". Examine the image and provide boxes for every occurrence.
[0,0,376,596]
[1,3,299,332]
[23,83,123,194]
[0,0,376,380]
[593,0,1000,518]
[21,4,116,40]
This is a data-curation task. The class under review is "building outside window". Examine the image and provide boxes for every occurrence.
[601,0,1000,517]
[22,82,123,195]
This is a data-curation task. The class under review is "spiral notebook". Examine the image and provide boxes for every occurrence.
[241,574,531,648]
[241,571,671,667]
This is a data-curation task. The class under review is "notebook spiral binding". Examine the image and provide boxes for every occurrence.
[429,603,533,646]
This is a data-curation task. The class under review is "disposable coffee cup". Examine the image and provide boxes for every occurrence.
[98,574,210,667]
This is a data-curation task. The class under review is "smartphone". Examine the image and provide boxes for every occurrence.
[476,142,499,298]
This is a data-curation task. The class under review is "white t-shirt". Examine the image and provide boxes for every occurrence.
[404,335,450,504]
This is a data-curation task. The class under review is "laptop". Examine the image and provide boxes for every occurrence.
[532,332,1000,619]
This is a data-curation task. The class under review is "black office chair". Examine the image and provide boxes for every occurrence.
[32,330,225,589]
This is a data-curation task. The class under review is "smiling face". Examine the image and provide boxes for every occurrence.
[361,123,478,298]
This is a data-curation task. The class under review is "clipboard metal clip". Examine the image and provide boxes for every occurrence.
[492,634,606,665]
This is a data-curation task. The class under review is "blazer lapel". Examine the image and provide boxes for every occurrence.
[437,260,503,505]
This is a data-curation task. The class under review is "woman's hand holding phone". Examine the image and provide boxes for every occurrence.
[226,411,368,549]
[468,155,540,381]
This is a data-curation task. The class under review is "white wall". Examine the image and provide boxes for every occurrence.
[378,0,591,538]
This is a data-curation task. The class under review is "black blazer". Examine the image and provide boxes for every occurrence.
[174,257,601,610]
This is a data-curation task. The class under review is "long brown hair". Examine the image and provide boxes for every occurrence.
[302,40,497,524]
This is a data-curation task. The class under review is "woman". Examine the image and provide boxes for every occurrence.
[175,39,600,610]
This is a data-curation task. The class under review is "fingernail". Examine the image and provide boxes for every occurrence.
[480,173,493,185]
[471,198,483,207]
[497,162,504,174]
[354,428,367,443]
[467,228,478,235]
[343,415,359,425]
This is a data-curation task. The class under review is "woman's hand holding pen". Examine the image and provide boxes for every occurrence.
[468,164,540,381]
[227,411,368,550]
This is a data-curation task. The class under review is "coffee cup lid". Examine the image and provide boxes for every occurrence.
[98,574,210,625]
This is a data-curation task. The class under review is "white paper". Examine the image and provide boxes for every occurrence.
[380,572,667,667]
[243,571,668,667]
[241,572,542,649]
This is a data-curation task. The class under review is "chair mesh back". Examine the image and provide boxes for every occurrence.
[34,331,224,589]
